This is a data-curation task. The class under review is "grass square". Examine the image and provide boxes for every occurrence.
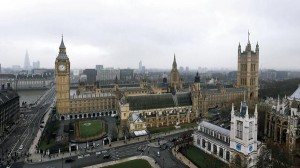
[79,120,103,138]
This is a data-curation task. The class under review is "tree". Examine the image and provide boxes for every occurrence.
[229,154,247,168]
[256,146,272,168]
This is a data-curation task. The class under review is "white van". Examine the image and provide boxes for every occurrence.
[157,151,160,157]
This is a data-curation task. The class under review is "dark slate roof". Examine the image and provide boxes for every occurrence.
[59,38,66,49]
[0,74,16,79]
[0,90,19,106]
[127,94,175,110]
[177,93,192,106]
[126,92,192,111]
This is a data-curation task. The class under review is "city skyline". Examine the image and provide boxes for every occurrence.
[0,0,300,70]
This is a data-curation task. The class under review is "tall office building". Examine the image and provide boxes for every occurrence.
[139,61,142,71]
[83,69,97,85]
[24,50,31,70]
[96,65,103,71]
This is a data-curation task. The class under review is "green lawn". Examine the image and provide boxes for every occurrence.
[180,122,197,128]
[182,145,229,168]
[79,120,103,138]
[103,159,152,168]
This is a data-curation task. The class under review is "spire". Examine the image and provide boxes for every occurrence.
[231,103,235,116]
[254,104,258,117]
[57,35,68,60]
[245,105,249,117]
[59,34,66,49]
[172,53,177,69]
[248,30,250,44]
[194,72,200,83]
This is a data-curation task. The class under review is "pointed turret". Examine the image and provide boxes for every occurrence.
[59,35,66,53]
[256,41,259,53]
[172,53,177,69]
[194,72,200,83]
[277,95,280,112]
[56,35,69,60]
[254,104,258,118]
[231,103,235,116]
[246,30,251,52]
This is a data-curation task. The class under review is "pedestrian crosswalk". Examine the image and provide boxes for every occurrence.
[109,142,150,160]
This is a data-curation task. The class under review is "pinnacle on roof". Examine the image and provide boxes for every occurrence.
[57,35,68,60]
[248,30,250,44]
[172,53,177,69]
[194,72,200,83]
[59,35,66,49]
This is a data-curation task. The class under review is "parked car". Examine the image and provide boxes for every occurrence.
[157,151,160,157]
[19,145,23,150]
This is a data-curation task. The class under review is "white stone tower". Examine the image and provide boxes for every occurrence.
[230,102,258,167]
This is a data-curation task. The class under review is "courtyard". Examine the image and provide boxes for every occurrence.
[75,119,106,141]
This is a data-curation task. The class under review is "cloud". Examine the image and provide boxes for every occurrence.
[0,0,300,70]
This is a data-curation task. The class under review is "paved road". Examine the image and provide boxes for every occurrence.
[0,86,56,168]
[23,133,188,168]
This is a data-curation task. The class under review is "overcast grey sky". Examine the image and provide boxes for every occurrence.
[0,0,299,70]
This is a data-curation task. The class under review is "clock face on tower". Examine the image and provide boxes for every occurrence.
[58,64,66,71]
[236,143,241,151]
[249,145,253,152]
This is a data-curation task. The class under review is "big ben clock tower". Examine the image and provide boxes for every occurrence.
[55,36,70,115]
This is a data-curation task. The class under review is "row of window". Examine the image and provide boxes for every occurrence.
[200,126,230,144]
[241,64,256,72]
[236,121,254,140]
[196,138,230,161]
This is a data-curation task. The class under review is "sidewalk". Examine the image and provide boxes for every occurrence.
[28,105,52,155]
[172,147,197,168]
[26,126,196,164]
[84,156,160,168]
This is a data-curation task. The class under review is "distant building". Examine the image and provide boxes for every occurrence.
[83,69,97,85]
[11,65,21,71]
[139,61,142,71]
[96,68,120,81]
[24,50,31,70]
[0,83,20,137]
[95,65,103,71]
[32,61,40,69]
[120,69,134,81]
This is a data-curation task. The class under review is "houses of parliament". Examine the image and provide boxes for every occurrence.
[55,35,259,132]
